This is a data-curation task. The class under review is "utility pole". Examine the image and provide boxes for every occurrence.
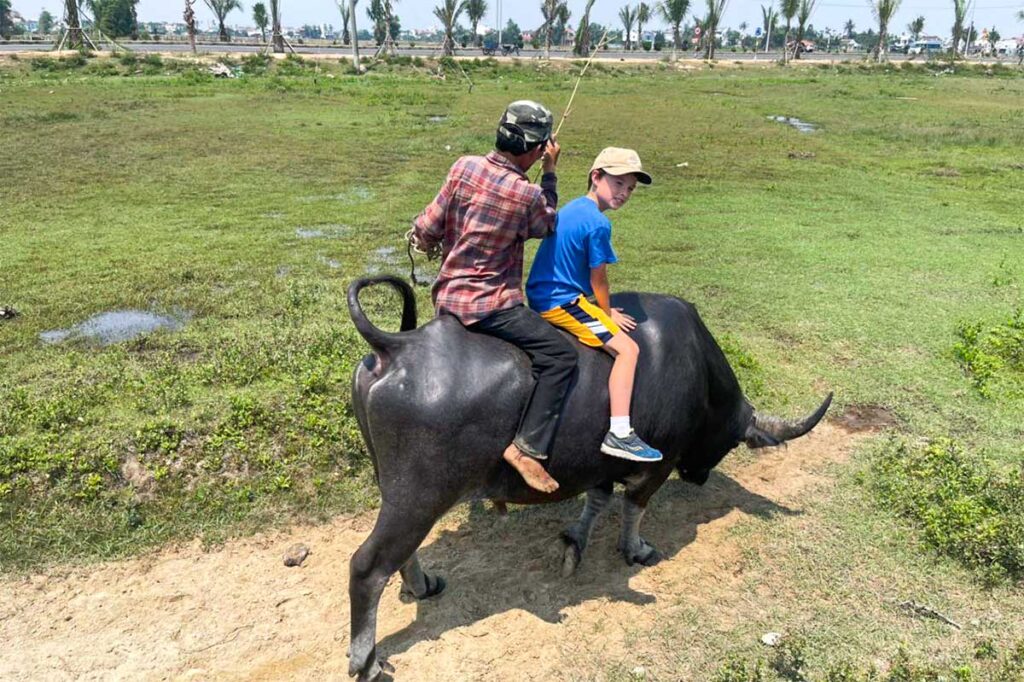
[497,0,502,48]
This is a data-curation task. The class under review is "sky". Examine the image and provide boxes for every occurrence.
[12,0,1024,39]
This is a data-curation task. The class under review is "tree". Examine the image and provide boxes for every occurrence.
[907,15,923,40]
[348,0,360,68]
[843,18,854,37]
[464,0,485,46]
[204,0,242,42]
[270,0,283,52]
[540,0,569,57]
[38,10,55,34]
[951,0,968,57]
[619,4,636,50]
[87,0,140,38]
[657,0,690,60]
[252,2,267,41]
[573,0,596,56]
[366,0,399,51]
[184,0,197,52]
[336,0,350,44]
[0,0,11,39]
[636,2,650,49]
[433,0,464,55]
[870,0,901,62]
[701,0,728,59]
[779,0,798,62]
[760,4,777,51]
[793,0,815,59]
[503,17,523,47]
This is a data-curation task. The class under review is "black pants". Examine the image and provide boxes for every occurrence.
[469,305,578,458]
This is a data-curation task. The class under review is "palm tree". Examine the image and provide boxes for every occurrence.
[336,1,350,44]
[619,4,636,50]
[702,0,728,59]
[573,0,596,56]
[183,0,197,53]
[270,0,283,52]
[951,0,968,57]
[657,0,690,60]
[871,0,901,62]
[793,0,815,59]
[907,14,923,40]
[464,0,486,46]
[540,0,565,58]
[348,0,360,67]
[843,18,854,37]
[760,4,777,51]
[204,0,242,42]
[253,1,267,42]
[779,0,798,63]
[433,0,464,55]
[636,2,651,50]
[554,1,571,47]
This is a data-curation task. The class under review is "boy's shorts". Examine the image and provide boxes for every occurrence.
[540,296,622,348]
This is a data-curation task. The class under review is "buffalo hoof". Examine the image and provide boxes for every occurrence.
[400,574,446,601]
[560,534,584,577]
[351,656,394,682]
[621,538,662,567]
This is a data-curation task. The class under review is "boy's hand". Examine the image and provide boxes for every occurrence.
[611,308,636,332]
[542,136,560,173]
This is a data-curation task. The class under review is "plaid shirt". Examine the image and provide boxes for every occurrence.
[412,151,558,324]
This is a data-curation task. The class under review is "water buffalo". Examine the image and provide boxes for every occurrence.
[346,275,831,681]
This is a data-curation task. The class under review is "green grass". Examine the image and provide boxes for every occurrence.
[1,53,1022,590]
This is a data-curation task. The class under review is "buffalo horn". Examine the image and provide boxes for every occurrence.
[753,392,833,443]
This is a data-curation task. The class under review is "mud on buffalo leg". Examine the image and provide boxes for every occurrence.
[348,504,438,682]
[618,497,662,567]
[561,483,613,577]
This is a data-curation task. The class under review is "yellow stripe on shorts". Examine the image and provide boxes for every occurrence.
[540,295,622,347]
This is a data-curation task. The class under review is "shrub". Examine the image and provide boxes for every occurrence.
[870,436,1024,583]
[953,308,1024,398]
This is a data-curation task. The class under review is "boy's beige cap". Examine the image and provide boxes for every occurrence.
[590,147,652,185]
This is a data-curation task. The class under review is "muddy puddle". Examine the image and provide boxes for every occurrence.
[768,115,818,133]
[40,310,187,346]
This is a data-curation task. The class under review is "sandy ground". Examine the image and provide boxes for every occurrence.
[0,421,866,681]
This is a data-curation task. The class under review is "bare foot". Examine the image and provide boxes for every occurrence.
[503,444,559,493]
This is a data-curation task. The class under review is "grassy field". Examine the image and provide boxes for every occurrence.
[2,52,1023,677]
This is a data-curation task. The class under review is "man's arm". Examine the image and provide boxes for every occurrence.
[411,166,456,252]
[525,138,561,239]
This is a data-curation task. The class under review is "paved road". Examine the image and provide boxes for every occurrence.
[1,39,1014,65]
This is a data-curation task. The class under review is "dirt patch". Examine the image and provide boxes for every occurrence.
[834,403,900,432]
[0,424,860,681]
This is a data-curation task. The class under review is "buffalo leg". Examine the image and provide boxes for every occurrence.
[399,552,446,599]
[349,504,438,682]
[618,497,662,567]
[561,484,613,577]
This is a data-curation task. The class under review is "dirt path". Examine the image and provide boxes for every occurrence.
[0,423,864,681]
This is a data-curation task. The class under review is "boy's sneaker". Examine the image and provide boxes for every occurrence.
[600,431,663,462]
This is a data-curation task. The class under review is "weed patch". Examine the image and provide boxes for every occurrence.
[868,437,1024,584]
[953,308,1024,398]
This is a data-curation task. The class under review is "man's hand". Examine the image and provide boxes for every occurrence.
[610,308,636,332]
[542,136,560,173]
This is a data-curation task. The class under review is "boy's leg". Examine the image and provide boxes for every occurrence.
[470,305,578,493]
[604,332,639,421]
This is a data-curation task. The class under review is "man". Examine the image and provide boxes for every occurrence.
[410,101,574,494]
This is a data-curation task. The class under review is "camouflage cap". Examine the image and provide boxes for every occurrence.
[497,100,553,147]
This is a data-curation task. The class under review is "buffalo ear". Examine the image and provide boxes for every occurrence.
[744,424,782,449]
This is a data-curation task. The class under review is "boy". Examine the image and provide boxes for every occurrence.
[409,100,574,494]
[526,147,662,462]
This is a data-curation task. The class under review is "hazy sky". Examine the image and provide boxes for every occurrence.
[12,0,1024,39]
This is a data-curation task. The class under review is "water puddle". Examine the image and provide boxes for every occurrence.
[296,187,373,204]
[768,115,818,133]
[365,245,404,275]
[263,211,285,219]
[276,265,292,278]
[427,115,449,123]
[40,310,188,346]
[295,224,350,239]
[317,254,342,269]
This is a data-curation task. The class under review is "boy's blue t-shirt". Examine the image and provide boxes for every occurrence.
[526,196,618,312]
